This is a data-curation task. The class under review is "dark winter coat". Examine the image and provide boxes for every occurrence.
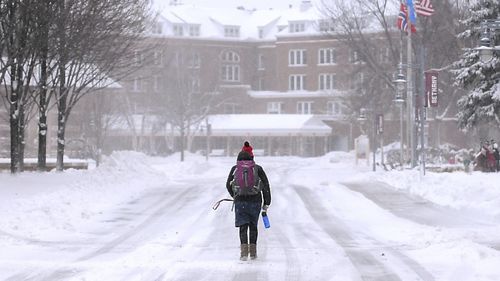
[225,151,271,206]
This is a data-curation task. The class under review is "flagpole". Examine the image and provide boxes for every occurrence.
[407,12,415,168]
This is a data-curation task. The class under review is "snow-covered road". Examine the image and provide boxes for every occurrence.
[1,152,500,280]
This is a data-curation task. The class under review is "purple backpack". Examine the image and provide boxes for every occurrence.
[231,160,261,196]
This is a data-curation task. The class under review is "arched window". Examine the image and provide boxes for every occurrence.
[220,51,240,81]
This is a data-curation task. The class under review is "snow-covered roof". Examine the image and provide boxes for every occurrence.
[248,90,345,98]
[108,114,332,137]
[151,0,400,40]
[206,114,331,136]
[154,2,328,40]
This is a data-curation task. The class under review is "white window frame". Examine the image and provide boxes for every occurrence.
[188,53,200,69]
[327,101,342,116]
[289,74,306,91]
[297,101,313,114]
[318,19,334,32]
[153,51,163,65]
[221,51,240,82]
[258,77,265,90]
[380,47,390,63]
[319,73,336,90]
[191,77,200,93]
[318,48,336,65]
[153,75,160,92]
[224,26,240,38]
[289,49,307,66]
[189,24,200,37]
[351,72,364,89]
[152,22,163,34]
[289,21,306,33]
[221,65,240,82]
[267,102,282,114]
[132,77,141,92]
[258,54,265,70]
[349,49,361,63]
[173,24,184,36]
[133,51,142,66]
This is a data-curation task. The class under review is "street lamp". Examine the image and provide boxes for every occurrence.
[358,108,376,172]
[393,68,406,167]
[475,18,500,63]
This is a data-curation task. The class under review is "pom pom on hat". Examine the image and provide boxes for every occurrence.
[242,141,253,157]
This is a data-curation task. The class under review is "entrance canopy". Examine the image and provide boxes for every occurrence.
[206,114,331,137]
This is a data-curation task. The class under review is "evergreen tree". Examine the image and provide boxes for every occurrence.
[452,0,500,130]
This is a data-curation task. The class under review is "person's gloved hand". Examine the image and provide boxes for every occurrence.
[262,205,269,212]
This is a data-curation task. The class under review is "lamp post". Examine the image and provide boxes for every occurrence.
[393,66,406,167]
[475,18,500,63]
[200,117,211,161]
[358,108,376,172]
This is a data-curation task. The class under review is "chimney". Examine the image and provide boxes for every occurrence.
[300,0,312,11]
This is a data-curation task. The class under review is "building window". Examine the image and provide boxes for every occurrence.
[152,22,163,34]
[289,74,306,91]
[173,24,184,36]
[221,51,240,82]
[319,73,336,90]
[327,101,342,115]
[189,25,200,37]
[132,77,141,92]
[318,19,334,32]
[191,78,200,93]
[224,26,240,38]
[153,51,163,65]
[349,49,360,63]
[351,72,364,89]
[289,49,307,66]
[258,77,265,90]
[258,54,265,70]
[134,51,142,66]
[380,47,391,63]
[318,48,336,65]
[188,53,200,69]
[267,102,282,114]
[297,101,313,114]
[289,21,306,33]
[153,75,160,92]
[223,103,238,114]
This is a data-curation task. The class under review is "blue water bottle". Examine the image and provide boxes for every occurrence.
[262,211,270,228]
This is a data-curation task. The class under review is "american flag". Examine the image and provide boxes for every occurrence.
[397,3,417,34]
[415,0,435,17]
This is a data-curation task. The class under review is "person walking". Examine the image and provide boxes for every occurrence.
[226,143,271,260]
[493,141,500,172]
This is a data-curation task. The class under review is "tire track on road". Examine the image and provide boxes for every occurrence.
[293,185,434,281]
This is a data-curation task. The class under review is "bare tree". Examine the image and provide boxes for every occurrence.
[48,0,153,171]
[0,0,42,173]
[158,48,218,161]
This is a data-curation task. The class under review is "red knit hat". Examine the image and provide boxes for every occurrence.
[242,141,253,157]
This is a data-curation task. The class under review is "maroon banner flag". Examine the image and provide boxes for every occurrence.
[425,71,438,107]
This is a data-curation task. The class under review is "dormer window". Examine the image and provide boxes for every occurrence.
[173,24,184,36]
[152,22,163,34]
[189,25,200,37]
[289,21,306,33]
[224,26,240,38]
[318,19,334,32]
[258,28,264,39]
